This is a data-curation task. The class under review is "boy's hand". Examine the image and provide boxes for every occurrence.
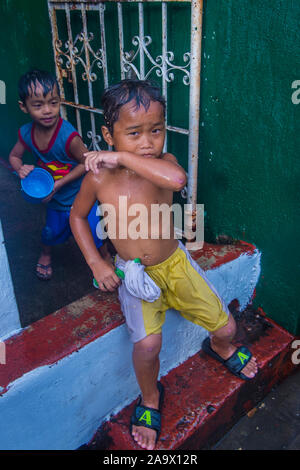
[84,151,121,174]
[93,260,121,292]
[18,164,35,179]
[42,179,62,203]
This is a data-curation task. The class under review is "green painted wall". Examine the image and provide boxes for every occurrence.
[198,0,300,335]
[0,0,299,335]
[0,0,53,161]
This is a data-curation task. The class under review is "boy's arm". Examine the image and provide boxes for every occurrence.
[84,150,187,191]
[49,135,87,192]
[133,152,186,191]
[9,140,35,178]
[69,172,120,292]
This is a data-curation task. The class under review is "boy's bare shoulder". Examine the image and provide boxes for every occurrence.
[86,167,111,184]
[81,167,111,195]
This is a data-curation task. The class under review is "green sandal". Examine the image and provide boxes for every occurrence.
[130,382,164,443]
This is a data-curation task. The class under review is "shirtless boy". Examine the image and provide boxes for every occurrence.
[70,79,258,450]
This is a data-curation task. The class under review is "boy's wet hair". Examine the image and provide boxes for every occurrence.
[101,79,166,134]
[18,69,60,104]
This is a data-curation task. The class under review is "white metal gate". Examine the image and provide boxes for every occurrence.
[47,0,203,232]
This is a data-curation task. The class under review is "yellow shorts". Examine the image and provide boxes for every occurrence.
[117,241,229,343]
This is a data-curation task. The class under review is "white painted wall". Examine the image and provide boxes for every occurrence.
[0,219,21,340]
[0,314,208,450]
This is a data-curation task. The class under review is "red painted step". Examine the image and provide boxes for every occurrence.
[86,307,297,450]
[0,241,256,392]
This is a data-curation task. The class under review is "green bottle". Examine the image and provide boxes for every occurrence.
[93,258,141,289]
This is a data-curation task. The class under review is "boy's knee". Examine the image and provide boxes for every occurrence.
[134,334,162,360]
[41,222,71,245]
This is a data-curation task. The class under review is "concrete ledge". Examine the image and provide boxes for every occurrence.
[87,308,298,450]
[0,242,261,449]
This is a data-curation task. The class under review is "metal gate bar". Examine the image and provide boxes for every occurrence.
[48,0,203,227]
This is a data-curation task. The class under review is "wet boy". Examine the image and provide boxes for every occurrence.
[9,69,104,280]
[70,79,258,450]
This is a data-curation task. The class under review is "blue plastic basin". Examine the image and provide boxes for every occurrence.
[21,168,54,204]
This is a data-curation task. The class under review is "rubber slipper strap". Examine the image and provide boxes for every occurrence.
[36,263,52,280]
[202,337,254,380]
[157,381,164,411]
[224,346,252,375]
[131,404,161,435]
[202,337,226,364]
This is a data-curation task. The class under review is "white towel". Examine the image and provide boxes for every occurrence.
[117,258,161,303]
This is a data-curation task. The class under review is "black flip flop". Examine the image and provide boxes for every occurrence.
[36,263,52,281]
[130,381,164,444]
[202,336,256,381]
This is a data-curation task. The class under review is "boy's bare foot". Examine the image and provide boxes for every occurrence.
[36,252,52,280]
[203,337,258,380]
[131,420,157,450]
[131,383,164,450]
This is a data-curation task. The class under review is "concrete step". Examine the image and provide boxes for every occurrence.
[0,241,282,450]
[85,307,297,450]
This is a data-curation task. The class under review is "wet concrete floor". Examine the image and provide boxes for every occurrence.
[0,162,95,327]
[213,367,300,450]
